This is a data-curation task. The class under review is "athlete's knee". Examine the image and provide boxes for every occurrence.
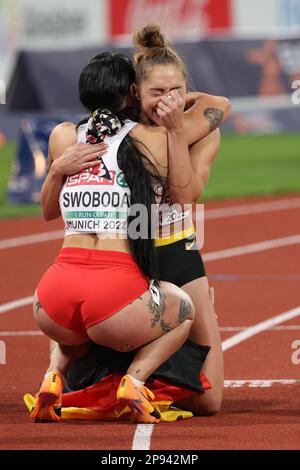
[162,282,195,317]
[193,393,223,416]
[196,400,222,416]
[167,289,195,328]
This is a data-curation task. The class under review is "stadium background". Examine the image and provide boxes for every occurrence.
[0,0,299,216]
[0,0,300,451]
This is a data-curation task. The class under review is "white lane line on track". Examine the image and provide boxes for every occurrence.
[203,234,300,261]
[0,203,299,450]
[0,297,33,314]
[1,232,300,316]
[4,232,300,262]
[224,379,299,388]
[1,266,300,451]
[133,305,300,450]
[132,424,155,451]
[205,197,300,220]
[222,306,300,352]
[1,301,299,450]
[4,230,300,262]
[2,325,300,337]
[2,231,300,263]
[0,230,63,250]
[1,197,300,251]
[220,325,300,331]
[0,331,43,336]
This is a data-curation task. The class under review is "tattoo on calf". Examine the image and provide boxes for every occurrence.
[204,107,224,131]
[178,299,192,324]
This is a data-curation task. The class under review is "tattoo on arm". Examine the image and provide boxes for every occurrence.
[178,299,192,324]
[204,108,224,131]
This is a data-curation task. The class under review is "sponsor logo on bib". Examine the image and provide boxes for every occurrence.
[117,172,128,188]
[90,157,111,180]
[65,169,116,187]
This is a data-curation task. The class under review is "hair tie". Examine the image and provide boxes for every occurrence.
[86,108,123,144]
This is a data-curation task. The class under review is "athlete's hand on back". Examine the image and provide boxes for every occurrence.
[52,142,108,176]
[156,90,185,133]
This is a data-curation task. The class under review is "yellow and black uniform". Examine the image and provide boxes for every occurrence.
[154,204,206,287]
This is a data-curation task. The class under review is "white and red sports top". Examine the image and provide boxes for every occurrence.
[59,120,137,236]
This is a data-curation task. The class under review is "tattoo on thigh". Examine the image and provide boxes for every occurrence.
[147,291,167,329]
[128,295,144,306]
[204,107,224,131]
[36,300,42,315]
[148,291,172,333]
[160,319,172,333]
[178,298,192,324]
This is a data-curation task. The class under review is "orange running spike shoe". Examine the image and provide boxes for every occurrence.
[30,370,63,423]
[117,375,160,424]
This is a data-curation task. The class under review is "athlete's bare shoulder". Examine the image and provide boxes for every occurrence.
[129,123,168,171]
[130,123,168,151]
[131,123,167,137]
[49,122,76,144]
[48,122,77,162]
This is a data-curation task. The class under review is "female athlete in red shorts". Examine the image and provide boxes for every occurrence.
[31,51,196,423]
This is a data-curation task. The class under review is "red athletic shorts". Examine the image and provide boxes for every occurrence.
[36,247,149,335]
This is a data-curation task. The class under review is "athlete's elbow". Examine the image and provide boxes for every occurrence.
[182,187,202,205]
[43,212,55,221]
[171,192,199,205]
[169,191,191,206]
[170,195,187,205]
[190,176,203,203]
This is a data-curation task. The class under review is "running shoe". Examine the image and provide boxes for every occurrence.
[117,375,160,423]
[30,370,63,423]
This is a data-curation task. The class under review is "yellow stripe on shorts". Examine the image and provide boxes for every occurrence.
[154,225,195,248]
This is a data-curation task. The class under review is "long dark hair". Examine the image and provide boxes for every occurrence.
[78,52,165,281]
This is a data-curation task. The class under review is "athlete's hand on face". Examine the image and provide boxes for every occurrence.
[156,90,185,132]
[52,142,108,176]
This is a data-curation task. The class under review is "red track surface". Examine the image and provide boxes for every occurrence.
[1,194,300,450]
